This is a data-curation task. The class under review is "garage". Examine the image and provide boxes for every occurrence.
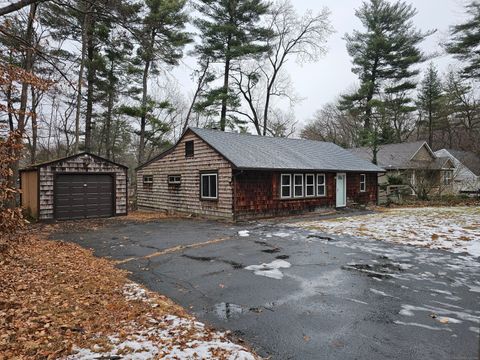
[20,152,128,221]
[54,174,115,220]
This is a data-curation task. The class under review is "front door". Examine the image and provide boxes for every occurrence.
[336,173,346,207]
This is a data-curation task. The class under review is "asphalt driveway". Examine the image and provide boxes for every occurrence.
[52,216,480,360]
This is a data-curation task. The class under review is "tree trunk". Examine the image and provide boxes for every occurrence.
[138,59,150,164]
[74,2,88,153]
[183,59,210,133]
[30,85,37,163]
[84,4,95,153]
[220,55,230,131]
[105,60,115,159]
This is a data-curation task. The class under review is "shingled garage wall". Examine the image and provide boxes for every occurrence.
[136,132,234,219]
[37,154,128,220]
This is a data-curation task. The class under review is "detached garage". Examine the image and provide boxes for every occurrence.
[20,152,128,221]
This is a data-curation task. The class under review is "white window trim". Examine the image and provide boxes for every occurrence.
[360,174,366,192]
[201,173,218,200]
[293,174,304,198]
[143,175,153,184]
[305,173,315,197]
[280,174,292,199]
[317,173,326,197]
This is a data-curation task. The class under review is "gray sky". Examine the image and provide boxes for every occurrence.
[171,0,470,130]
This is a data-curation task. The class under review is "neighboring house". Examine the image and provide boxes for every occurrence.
[136,127,384,221]
[349,141,454,203]
[434,149,480,193]
[20,152,128,221]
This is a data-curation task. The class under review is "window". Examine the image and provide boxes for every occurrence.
[443,171,452,185]
[185,140,194,158]
[293,174,304,198]
[305,174,315,197]
[143,175,153,190]
[201,173,217,199]
[360,174,366,192]
[168,174,181,185]
[280,174,291,198]
[317,174,326,196]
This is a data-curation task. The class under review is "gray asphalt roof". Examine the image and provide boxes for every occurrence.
[189,127,384,172]
[436,149,480,176]
[349,141,429,170]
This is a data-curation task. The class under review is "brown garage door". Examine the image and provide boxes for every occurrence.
[54,174,114,220]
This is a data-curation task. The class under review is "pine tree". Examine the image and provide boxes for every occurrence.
[417,63,444,147]
[446,1,480,79]
[194,0,273,131]
[340,0,431,134]
[126,0,190,163]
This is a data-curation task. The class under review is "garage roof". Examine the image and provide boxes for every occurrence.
[189,127,384,172]
[21,152,128,171]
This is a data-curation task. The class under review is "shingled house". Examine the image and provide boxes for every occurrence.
[136,128,384,220]
[349,141,454,202]
[434,149,480,194]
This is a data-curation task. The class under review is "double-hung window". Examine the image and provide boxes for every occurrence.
[360,174,366,192]
[200,173,217,199]
[293,174,304,198]
[305,174,315,197]
[317,174,326,196]
[280,174,292,198]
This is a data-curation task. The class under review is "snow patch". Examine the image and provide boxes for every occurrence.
[245,259,291,280]
[238,230,250,237]
[394,321,452,332]
[67,315,257,360]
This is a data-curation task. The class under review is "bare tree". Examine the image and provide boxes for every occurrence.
[233,0,332,135]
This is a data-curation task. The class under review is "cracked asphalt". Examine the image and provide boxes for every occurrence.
[52,216,480,360]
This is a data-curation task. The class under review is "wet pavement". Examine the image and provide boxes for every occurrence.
[52,217,480,359]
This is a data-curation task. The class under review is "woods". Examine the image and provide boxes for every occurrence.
[0,0,479,204]
[302,0,480,162]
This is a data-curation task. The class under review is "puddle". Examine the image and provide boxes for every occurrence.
[211,302,272,320]
[213,303,245,320]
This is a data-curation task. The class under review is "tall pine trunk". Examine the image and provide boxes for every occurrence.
[74,2,88,153]
[84,4,95,153]
[105,60,115,159]
[220,56,230,131]
[138,59,150,164]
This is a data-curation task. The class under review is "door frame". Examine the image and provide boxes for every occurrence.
[53,172,116,220]
[336,173,347,208]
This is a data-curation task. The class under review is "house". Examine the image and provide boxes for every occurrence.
[20,152,128,221]
[349,141,454,203]
[434,149,480,193]
[136,127,384,221]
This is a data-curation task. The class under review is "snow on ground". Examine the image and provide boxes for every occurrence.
[293,207,480,257]
[245,259,292,280]
[67,283,259,360]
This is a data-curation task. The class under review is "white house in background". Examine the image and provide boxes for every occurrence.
[434,149,480,193]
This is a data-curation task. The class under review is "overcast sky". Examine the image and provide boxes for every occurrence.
[170,0,470,131]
